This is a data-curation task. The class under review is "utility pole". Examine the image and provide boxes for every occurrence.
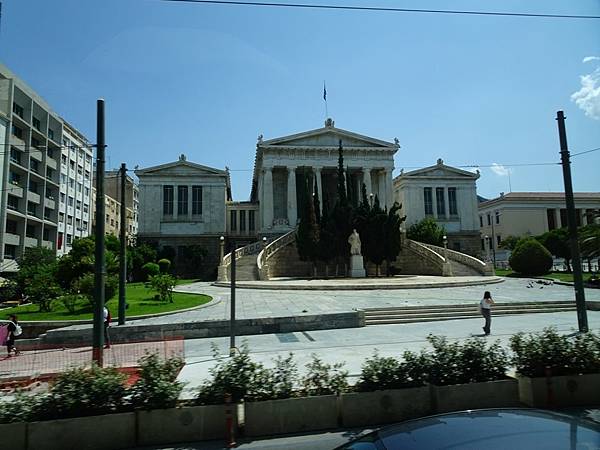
[230,242,236,356]
[118,163,127,325]
[93,99,106,365]
[556,110,588,333]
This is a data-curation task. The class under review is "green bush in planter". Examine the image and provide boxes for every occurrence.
[403,335,508,386]
[0,391,43,424]
[131,352,185,409]
[301,355,349,396]
[36,365,128,420]
[356,351,425,392]
[510,327,600,377]
[251,353,299,401]
[508,238,552,276]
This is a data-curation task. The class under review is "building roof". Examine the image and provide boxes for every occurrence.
[394,158,480,183]
[479,191,600,208]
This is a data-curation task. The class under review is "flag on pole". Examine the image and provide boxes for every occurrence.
[323,82,327,101]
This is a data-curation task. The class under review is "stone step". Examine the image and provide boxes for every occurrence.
[363,302,574,313]
[365,307,575,321]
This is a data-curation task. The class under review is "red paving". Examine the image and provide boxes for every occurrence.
[0,339,184,387]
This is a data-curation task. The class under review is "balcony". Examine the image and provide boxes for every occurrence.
[44,197,56,210]
[24,236,39,248]
[8,183,24,198]
[27,191,41,204]
[46,157,57,171]
[42,240,54,250]
[4,233,20,246]
[30,148,43,162]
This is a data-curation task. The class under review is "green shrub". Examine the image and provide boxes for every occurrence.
[60,293,83,314]
[39,365,128,420]
[158,258,171,273]
[131,353,185,409]
[142,262,160,280]
[147,274,177,302]
[356,351,424,392]
[301,355,348,396]
[76,273,118,306]
[406,217,445,246]
[250,354,299,402]
[509,238,552,276]
[402,335,508,386]
[510,327,600,377]
[0,392,43,423]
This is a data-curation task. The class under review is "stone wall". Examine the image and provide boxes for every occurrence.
[447,231,481,257]
[267,241,312,278]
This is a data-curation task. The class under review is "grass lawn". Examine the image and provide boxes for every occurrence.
[495,269,594,283]
[0,281,211,321]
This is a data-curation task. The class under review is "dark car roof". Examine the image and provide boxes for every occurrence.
[341,408,600,450]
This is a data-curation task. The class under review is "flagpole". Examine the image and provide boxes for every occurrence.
[323,80,328,119]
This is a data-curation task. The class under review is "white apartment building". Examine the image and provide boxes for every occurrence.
[0,63,91,272]
[56,122,94,255]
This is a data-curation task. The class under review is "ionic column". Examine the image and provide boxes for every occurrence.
[287,166,297,226]
[385,169,394,210]
[315,167,323,214]
[444,187,450,219]
[263,167,273,229]
[377,171,385,207]
[363,168,372,199]
[554,208,561,229]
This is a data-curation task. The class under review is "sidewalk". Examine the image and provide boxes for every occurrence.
[177,310,600,398]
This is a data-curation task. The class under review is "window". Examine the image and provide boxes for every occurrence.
[30,158,39,173]
[46,167,54,179]
[68,196,74,206]
[61,154,67,165]
[43,206,51,220]
[47,148,55,159]
[7,196,19,210]
[10,147,21,164]
[479,215,483,227]
[67,215,73,225]
[86,155,92,164]
[230,210,237,231]
[33,117,41,131]
[192,185,202,215]
[547,209,556,230]
[29,180,38,193]
[27,201,37,215]
[31,137,40,148]
[11,125,23,139]
[61,174,67,184]
[249,210,255,231]
[76,218,81,229]
[26,224,36,238]
[66,234,72,245]
[46,190,54,200]
[77,165,83,176]
[76,200,81,210]
[163,185,173,215]
[60,193,66,203]
[497,235,501,246]
[435,187,445,216]
[69,178,75,189]
[560,209,567,228]
[495,211,500,224]
[177,186,188,215]
[43,228,51,241]
[240,210,246,231]
[85,187,90,196]
[481,238,485,251]
[83,221,88,231]
[4,245,17,259]
[77,183,82,193]
[12,102,24,118]
[58,232,63,250]
[448,187,457,215]
[70,160,75,171]
[111,218,114,226]
[487,214,491,226]
[83,204,89,213]
[9,171,20,185]
[84,170,90,180]
[48,129,54,141]
[59,212,65,223]
[5,220,17,234]
[423,188,433,215]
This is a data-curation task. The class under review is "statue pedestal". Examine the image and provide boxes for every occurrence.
[349,255,366,278]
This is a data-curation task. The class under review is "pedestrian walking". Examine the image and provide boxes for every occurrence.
[103,306,111,349]
[480,291,494,336]
[4,314,22,356]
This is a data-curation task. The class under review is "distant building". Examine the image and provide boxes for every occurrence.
[393,159,481,256]
[90,187,135,243]
[104,170,139,238]
[134,155,230,277]
[478,191,600,258]
[0,63,90,273]
[57,122,94,255]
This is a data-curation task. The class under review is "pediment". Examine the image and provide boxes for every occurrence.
[135,160,226,177]
[402,163,479,179]
[261,126,395,149]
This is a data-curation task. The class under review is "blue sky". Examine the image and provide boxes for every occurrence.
[1,0,599,200]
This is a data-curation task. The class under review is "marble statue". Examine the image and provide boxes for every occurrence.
[348,229,362,256]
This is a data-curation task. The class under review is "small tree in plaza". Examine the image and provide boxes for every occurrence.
[509,238,552,276]
[406,217,445,246]
[147,274,177,302]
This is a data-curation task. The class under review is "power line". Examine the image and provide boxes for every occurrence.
[571,146,600,157]
[159,0,600,20]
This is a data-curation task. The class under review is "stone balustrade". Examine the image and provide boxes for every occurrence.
[257,230,297,280]
[422,243,493,276]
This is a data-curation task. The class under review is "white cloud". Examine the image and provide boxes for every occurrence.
[490,163,510,177]
[583,56,600,63]
[571,57,600,120]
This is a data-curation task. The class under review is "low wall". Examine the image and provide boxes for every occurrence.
[29,311,363,348]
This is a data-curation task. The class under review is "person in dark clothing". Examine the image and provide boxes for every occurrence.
[6,314,21,356]
[480,291,495,335]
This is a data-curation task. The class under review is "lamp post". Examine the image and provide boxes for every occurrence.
[219,235,225,264]
[484,234,490,263]
[490,213,498,269]
[262,236,267,248]
[229,240,237,356]
[442,234,453,276]
[369,193,374,207]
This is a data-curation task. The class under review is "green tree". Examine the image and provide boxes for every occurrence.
[580,224,600,260]
[129,243,157,282]
[406,217,445,246]
[509,238,552,276]
[179,245,208,277]
[296,179,320,276]
[383,202,406,275]
[25,265,63,312]
[499,235,520,250]
[16,246,56,293]
[318,197,336,277]
[148,274,177,302]
[537,228,571,271]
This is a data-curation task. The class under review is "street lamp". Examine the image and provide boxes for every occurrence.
[262,236,267,247]
[219,235,225,264]
[369,193,374,207]
[484,234,490,263]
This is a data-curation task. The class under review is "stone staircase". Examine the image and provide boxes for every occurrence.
[234,254,260,281]
[363,301,576,325]
[450,260,482,276]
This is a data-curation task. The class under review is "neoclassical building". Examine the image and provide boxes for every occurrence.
[250,118,399,235]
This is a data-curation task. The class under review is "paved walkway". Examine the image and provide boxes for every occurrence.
[132,277,600,325]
